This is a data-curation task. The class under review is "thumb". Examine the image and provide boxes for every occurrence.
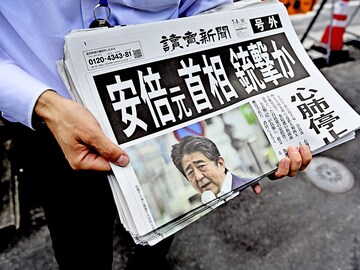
[251,182,261,194]
[94,137,130,167]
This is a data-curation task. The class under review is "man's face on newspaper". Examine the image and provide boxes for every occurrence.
[181,152,226,195]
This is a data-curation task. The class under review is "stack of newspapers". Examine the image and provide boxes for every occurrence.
[57,0,360,245]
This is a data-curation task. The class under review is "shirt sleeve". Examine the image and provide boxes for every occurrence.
[0,47,51,129]
[180,0,233,17]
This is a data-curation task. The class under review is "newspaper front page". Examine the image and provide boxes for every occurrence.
[59,0,360,245]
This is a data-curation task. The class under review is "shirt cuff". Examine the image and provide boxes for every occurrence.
[0,62,52,129]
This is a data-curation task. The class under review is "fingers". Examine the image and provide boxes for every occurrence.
[91,132,130,167]
[66,121,129,170]
[270,144,312,180]
[43,96,130,171]
[251,182,262,194]
[270,157,291,179]
[286,145,303,177]
[98,141,129,167]
[69,139,129,171]
[299,144,312,171]
[75,152,113,171]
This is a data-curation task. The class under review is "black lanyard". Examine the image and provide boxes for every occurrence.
[89,0,112,28]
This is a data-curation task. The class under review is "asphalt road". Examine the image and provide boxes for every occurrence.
[1,4,360,270]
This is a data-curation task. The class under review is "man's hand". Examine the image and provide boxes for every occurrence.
[252,144,312,194]
[34,90,129,171]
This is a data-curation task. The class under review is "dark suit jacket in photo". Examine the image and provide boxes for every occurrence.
[231,174,253,190]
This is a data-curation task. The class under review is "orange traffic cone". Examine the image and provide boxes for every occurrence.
[320,0,350,51]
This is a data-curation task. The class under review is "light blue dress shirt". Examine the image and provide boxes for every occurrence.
[0,0,231,128]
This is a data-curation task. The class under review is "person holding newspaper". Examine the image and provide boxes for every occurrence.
[0,0,312,269]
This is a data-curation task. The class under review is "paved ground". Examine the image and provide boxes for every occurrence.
[1,6,360,270]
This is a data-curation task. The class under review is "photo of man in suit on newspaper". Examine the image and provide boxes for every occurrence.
[171,135,253,203]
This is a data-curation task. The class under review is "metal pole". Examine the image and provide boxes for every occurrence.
[300,0,329,43]
[325,0,336,64]
[345,0,360,38]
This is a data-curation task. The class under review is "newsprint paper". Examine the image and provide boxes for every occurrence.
[58,0,360,245]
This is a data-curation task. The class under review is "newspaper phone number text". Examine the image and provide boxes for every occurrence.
[88,51,133,66]
[83,41,143,70]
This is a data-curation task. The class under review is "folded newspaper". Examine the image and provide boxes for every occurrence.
[58,0,360,245]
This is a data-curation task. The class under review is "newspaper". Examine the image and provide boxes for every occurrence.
[58,0,360,245]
